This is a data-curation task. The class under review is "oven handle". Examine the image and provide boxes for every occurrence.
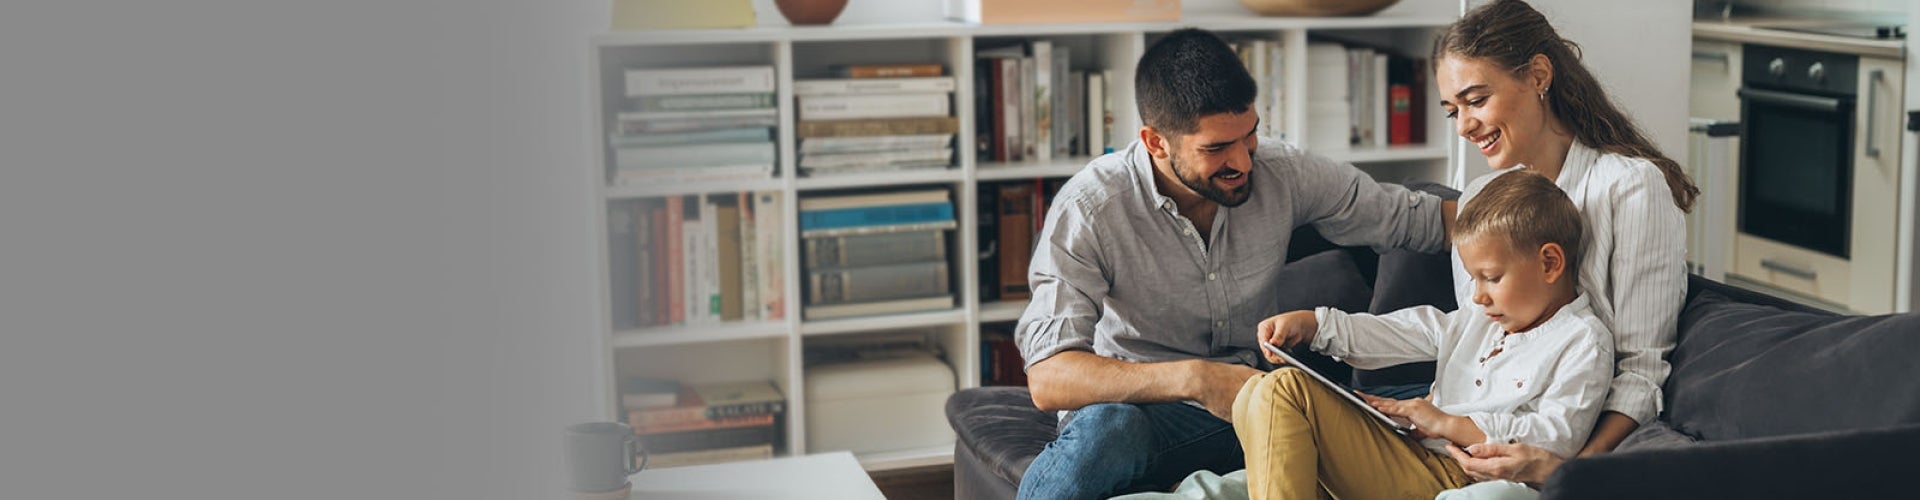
[1738,87,1846,113]
[1866,69,1883,158]
[1760,259,1819,280]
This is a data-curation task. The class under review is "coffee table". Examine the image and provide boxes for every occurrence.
[627,451,886,499]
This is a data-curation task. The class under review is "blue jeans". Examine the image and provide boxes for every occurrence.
[1016,402,1244,500]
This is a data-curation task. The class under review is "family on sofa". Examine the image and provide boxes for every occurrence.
[947,1,1920,499]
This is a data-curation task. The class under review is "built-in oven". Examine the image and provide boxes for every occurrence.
[1737,44,1858,258]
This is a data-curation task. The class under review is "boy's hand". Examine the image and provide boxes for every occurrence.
[1256,310,1318,363]
[1359,393,1448,434]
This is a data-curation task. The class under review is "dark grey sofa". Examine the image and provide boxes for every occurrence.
[947,226,1920,499]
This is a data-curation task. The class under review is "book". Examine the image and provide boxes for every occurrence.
[608,127,773,148]
[737,192,758,323]
[626,66,775,96]
[621,378,681,410]
[715,203,743,321]
[618,115,779,135]
[1388,84,1413,145]
[643,444,774,469]
[793,77,958,96]
[831,63,944,78]
[637,422,781,453]
[795,116,959,138]
[613,142,776,170]
[753,191,785,321]
[629,412,774,436]
[997,183,1035,299]
[665,196,686,325]
[798,189,950,211]
[609,203,638,330]
[797,148,953,169]
[693,380,786,418]
[799,202,956,232]
[977,185,1001,301]
[803,294,955,320]
[798,93,952,121]
[807,261,951,305]
[625,387,707,427]
[610,165,774,186]
[1086,71,1106,156]
[1030,40,1053,163]
[632,92,776,112]
[800,219,959,239]
[614,107,777,122]
[803,230,948,270]
[798,134,955,154]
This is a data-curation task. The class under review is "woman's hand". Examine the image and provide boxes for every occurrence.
[1444,442,1565,486]
[1256,310,1318,363]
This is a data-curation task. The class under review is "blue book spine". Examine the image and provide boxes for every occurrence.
[799,202,954,231]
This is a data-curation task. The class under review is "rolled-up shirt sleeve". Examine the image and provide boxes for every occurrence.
[1465,333,1615,458]
[1289,150,1448,254]
[1017,198,1109,369]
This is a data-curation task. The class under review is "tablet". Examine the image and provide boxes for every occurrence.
[1260,342,1416,435]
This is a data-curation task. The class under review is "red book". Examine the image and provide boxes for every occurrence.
[1388,84,1413,145]
[833,63,944,78]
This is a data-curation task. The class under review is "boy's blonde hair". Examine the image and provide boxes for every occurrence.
[1455,170,1584,281]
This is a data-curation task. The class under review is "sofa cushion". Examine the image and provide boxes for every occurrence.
[1666,289,1920,441]
[947,386,1057,487]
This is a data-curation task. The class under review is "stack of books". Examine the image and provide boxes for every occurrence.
[611,65,778,186]
[623,379,786,469]
[799,188,958,320]
[977,179,1068,303]
[608,192,785,330]
[974,40,1116,163]
[1304,42,1427,152]
[794,64,958,177]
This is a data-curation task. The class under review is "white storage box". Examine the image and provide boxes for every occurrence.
[805,353,957,455]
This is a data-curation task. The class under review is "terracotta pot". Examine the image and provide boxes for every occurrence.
[775,0,849,25]
[1237,0,1399,17]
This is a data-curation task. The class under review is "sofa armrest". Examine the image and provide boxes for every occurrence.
[1539,423,1920,500]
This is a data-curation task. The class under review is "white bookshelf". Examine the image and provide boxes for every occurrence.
[590,15,1455,471]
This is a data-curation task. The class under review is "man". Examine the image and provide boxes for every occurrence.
[1012,28,1455,499]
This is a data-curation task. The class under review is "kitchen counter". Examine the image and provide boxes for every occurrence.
[1694,17,1904,58]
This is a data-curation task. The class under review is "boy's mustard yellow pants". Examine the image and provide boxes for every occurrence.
[1232,368,1472,500]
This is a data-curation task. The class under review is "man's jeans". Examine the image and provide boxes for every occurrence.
[1016,402,1244,500]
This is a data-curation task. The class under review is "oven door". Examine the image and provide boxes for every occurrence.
[1737,87,1856,258]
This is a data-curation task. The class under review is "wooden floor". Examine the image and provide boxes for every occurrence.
[869,464,954,500]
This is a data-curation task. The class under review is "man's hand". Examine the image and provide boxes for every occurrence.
[1188,360,1263,421]
[1444,442,1565,487]
[1256,310,1318,361]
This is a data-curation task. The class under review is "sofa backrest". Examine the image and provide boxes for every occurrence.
[1665,278,1920,441]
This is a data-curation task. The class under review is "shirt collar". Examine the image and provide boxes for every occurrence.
[1125,140,1180,214]
[1520,292,1592,338]
[1556,141,1597,195]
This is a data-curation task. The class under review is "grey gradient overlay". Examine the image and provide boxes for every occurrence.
[1,0,606,498]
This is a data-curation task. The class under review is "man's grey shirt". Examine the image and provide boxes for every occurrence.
[1016,138,1447,370]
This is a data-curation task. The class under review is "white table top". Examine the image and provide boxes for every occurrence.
[628,451,885,499]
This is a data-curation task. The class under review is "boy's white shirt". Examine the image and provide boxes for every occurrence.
[1310,293,1614,458]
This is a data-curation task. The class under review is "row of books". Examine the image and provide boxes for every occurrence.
[973,40,1116,164]
[1230,37,1290,143]
[795,64,957,178]
[622,379,785,468]
[799,188,959,320]
[979,327,1029,387]
[1305,41,1430,152]
[611,65,779,185]
[608,192,785,330]
[977,179,1069,303]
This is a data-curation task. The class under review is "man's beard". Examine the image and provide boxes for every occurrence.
[1172,154,1252,207]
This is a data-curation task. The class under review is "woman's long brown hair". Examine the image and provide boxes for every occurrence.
[1434,0,1699,212]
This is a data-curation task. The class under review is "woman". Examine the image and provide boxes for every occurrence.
[1234,0,1697,498]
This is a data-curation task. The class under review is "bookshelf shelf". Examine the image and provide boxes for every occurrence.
[1329,145,1451,164]
[799,308,969,336]
[605,178,786,200]
[856,445,956,472]
[612,321,790,349]
[794,168,966,191]
[590,12,1460,468]
[975,158,1092,181]
[977,300,1026,323]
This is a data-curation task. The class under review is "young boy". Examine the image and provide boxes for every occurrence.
[1233,170,1615,500]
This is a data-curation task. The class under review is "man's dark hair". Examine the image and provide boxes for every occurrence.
[1135,28,1258,136]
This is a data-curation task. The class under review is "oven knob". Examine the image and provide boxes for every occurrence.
[1808,62,1826,82]
[1768,58,1786,78]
